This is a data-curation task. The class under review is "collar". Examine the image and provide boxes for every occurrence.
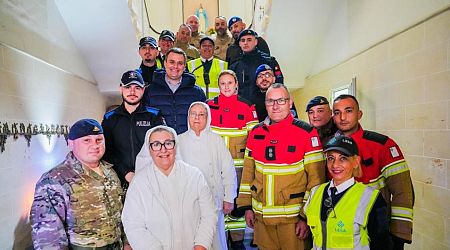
[201,56,214,62]
[165,74,182,86]
[329,177,355,195]
[264,114,294,128]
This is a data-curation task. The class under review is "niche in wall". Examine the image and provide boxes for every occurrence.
[330,77,356,101]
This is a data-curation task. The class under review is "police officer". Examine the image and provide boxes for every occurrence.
[188,36,228,98]
[229,29,283,103]
[158,29,175,62]
[304,135,392,249]
[30,119,126,249]
[306,96,338,145]
[102,70,164,186]
[138,36,163,85]
[332,94,414,249]
[253,64,298,122]
[226,16,270,65]
[237,83,325,249]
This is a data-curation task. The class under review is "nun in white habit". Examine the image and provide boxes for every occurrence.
[122,125,217,250]
[178,102,238,250]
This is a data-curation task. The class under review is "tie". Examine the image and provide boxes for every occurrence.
[330,187,337,203]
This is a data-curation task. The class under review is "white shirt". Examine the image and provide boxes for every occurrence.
[328,177,355,196]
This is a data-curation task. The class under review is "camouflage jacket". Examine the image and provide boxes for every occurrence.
[30,152,124,249]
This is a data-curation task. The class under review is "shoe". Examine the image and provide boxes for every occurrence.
[250,239,257,248]
[230,240,246,250]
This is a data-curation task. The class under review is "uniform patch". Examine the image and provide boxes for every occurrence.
[311,137,319,147]
[252,110,257,119]
[266,146,276,160]
[390,146,400,158]
[270,140,278,144]
[288,145,296,152]
[238,114,244,120]
[136,121,152,126]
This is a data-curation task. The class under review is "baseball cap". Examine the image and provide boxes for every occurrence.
[305,96,329,112]
[228,16,243,29]
[68,119,103,140]
[139,36,157,48]
[237,29,258,41]
[324,135,359,156]
[159,30,175,41]
[121,70,145,88]
[200,36,215,46]
[255,64,273,78]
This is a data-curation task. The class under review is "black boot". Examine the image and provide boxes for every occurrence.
[230,240,246,250]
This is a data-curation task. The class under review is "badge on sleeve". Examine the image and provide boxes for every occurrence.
[311,137,319,147]
[390,146,399,158]
[252,110,257,119]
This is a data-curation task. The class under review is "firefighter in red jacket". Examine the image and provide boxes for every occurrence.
[237,83,325,249]
[207,70,258,249]
[332,94,414,249]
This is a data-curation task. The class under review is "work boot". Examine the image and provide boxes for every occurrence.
[230,240,246,250]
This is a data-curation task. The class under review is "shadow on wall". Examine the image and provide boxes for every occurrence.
[13,215,33,250]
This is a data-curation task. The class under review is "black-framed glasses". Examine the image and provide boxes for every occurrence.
[324,196,336,218]
[149,140,176,151]
[265,98,290,106]
[257,72,274,79]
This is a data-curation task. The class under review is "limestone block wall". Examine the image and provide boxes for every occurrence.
[292,9,450,250]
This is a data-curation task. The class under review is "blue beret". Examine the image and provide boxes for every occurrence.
[306,96,329,112]
[255,64,273,78]
[68,119,103,140]
[121,70,145,87]
[228,16,242,29]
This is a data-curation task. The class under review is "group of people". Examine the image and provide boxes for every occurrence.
[30,14,414,250]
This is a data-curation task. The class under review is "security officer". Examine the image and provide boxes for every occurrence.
[212,16,232,60]
[30,119,126,249]
[253,64,298,122]
[226,16,270,65]
[306,96,338,145]
[229,29,283,103]
[332,94,414,249]
[188,36,228,98]
[207,70,259,249]
[138,36,163,85]
[237,83,325,249]
[303,135,392,249]
[102,70,164,186]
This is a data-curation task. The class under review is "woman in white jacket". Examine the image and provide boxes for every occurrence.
[178,102,238,250]
[122,125,217,250]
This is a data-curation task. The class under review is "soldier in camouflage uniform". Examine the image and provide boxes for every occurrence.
[30,119,126,250]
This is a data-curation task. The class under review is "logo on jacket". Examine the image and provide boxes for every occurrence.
[311,137,319,147]
[136,121,152,127]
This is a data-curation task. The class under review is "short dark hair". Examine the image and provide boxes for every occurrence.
[333,94,359,109]
[165,47,187,64]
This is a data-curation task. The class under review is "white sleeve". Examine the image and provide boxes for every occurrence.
[194,172,218,249]
[217,137,238,203]
[121,176,164,250]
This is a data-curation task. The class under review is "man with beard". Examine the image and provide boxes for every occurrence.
[212,16,232,60]
[186,15,206,49]
[102,70,165,186]
[226,16,270,65]
[138,36,162,85]
[253,64,298,122]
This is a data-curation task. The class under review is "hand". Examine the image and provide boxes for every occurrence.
[193,245,207,250]
[295,220,310,240]
[123,243,132,250]
[125,172,135,183]
[223,201,234,214]
[245,210,255,229]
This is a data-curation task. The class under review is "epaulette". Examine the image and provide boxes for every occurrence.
[213,96,219,105]
[292,119,313,133]
[237,96,253,106]
[104,109,117,119]
[362,130,389,145]
[251,122,264,131]
[144,106,160,116]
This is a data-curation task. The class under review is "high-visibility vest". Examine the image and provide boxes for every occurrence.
[188,58,227,98]
[156,58,163,68]
[304,182,379,250]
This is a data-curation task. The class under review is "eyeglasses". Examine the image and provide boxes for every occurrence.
[149,140,176,151]
[265,98,290,106]
[189,112,207,119]
[257,72,274,79]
